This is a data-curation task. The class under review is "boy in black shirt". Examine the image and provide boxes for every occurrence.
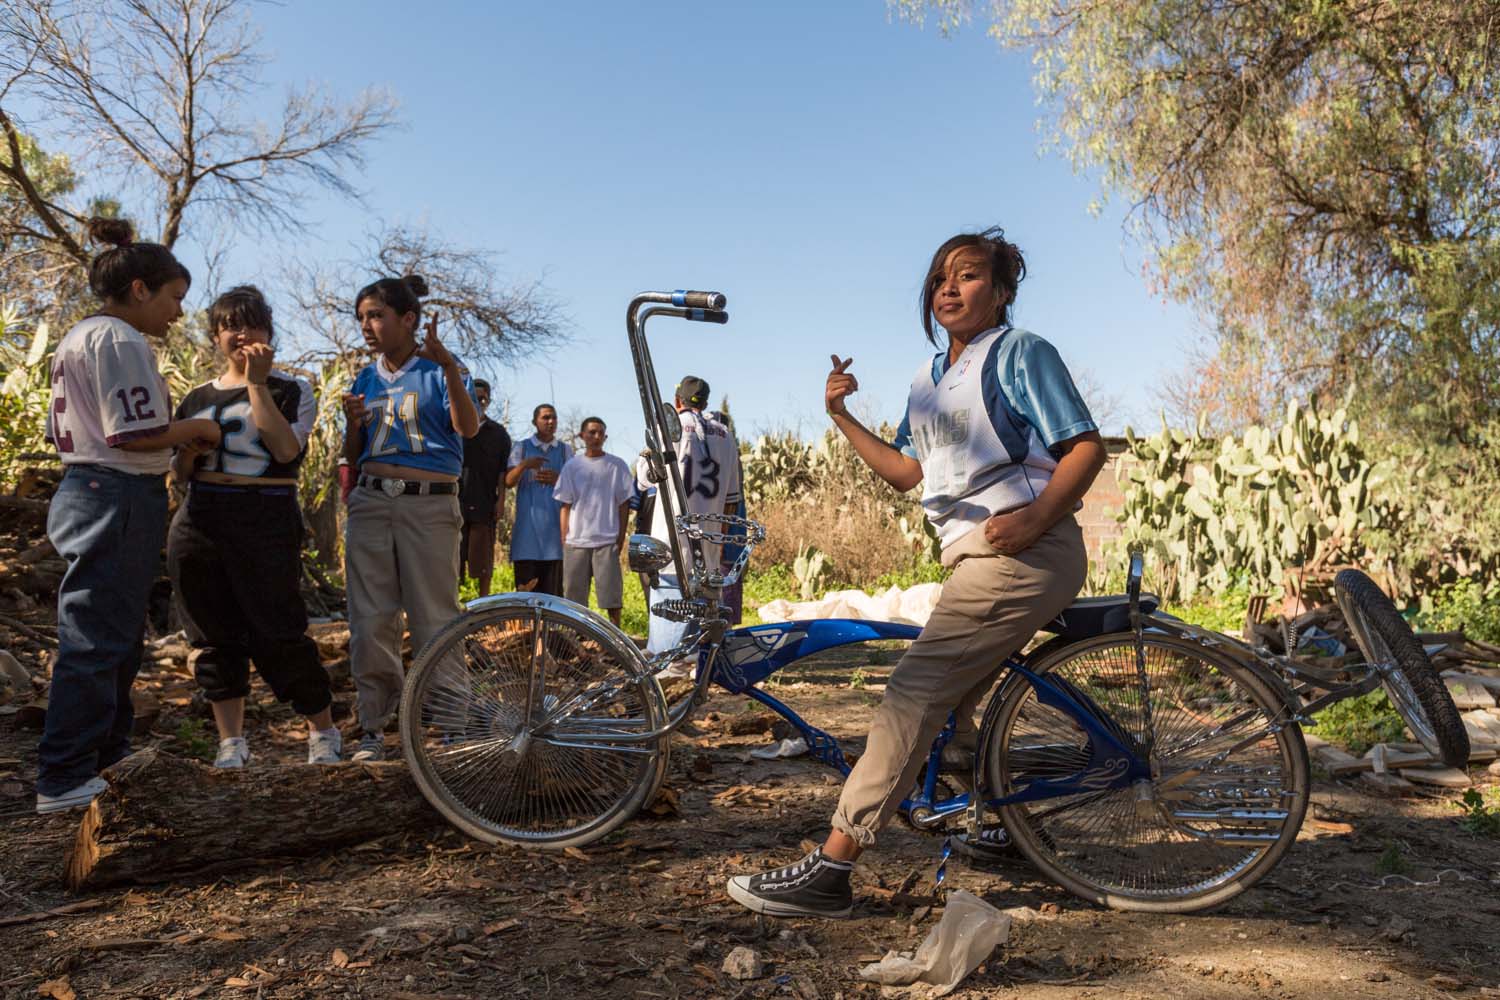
[459,380,512,596]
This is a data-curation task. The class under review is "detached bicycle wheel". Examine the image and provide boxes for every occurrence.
[399,594,670,849]
[1334,569,1469,767]
[986,633,1308,913]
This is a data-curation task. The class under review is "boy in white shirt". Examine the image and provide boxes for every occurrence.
[553,417,635,626]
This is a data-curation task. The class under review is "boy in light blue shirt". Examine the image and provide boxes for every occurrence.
[505,403,573,596]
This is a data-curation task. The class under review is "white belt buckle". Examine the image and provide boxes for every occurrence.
[381,477,406,499]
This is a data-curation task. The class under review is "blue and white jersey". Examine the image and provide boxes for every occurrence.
[351,354,473,477]
[508,435,573,561]
[893,327,1095,548]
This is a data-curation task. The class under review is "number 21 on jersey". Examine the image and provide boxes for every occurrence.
[367,391,426,457]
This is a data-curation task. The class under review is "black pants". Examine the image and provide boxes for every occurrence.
[512,558,562,597]
[166,486,331,716]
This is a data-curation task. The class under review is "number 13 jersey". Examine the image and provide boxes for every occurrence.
[641,408,742,566]
[175,372,315,479]
[46,314,173,475]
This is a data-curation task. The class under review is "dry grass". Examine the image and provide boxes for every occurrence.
[753,490,924,587]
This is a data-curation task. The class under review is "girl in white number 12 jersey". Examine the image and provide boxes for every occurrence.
[36,218,221,814]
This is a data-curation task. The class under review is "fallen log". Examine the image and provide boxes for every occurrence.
[65,746,443,891]
[0,496,48,517]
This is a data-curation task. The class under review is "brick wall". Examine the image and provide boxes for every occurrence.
[1077,437,1132,563]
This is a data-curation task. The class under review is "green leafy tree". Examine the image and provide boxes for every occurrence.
[0,132,107,326]
[893,0,1500,435]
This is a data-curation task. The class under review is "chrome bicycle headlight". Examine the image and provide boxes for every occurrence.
[628,534,673,574]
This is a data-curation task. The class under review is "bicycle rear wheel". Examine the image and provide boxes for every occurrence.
[1334,569,1469,767]
[986,633,1308,913]
[399,595,670,849]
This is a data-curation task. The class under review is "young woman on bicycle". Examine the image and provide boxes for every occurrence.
[728,227,1107,918]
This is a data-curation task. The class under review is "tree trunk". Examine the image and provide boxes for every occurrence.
[65,747,443,891]
[304,489,341,572]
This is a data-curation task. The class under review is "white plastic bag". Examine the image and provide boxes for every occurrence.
[858,890,1011,996]
[749,737,808,759]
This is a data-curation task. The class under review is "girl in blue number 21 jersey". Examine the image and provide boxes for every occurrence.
[341,275,478,762]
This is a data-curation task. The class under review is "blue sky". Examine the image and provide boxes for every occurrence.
[186,2,1199,449]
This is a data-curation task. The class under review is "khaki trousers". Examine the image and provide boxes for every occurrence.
[831,515,1086,847]
[344,487,464,733]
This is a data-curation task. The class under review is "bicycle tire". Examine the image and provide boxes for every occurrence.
[399,595,670,849]
[986,633,1309,913]
[1333,569,1469,767]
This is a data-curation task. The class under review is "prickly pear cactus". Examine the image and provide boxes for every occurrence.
[741,432,817,505]
[1116,401,1397,600]
[793,543,830,600]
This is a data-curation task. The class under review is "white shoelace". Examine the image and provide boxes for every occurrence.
[768,853,818,881]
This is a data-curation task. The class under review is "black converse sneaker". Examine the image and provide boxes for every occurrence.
[726,847,853,919]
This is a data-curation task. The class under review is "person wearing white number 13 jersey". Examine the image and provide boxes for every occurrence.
[640,375,740,671]
[167,286,338,769]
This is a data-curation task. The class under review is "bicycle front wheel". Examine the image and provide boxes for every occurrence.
[1334,569,1469,767]
[399,594,670,849]
[987,633,1308,913]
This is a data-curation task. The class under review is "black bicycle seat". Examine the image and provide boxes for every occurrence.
[1037,595,1160,642]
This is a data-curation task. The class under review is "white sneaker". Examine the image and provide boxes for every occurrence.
[36,776,108,815]
[214,736,251,769]
[350,732,386,762]
[307,727,343,765]
[653,659,697,681]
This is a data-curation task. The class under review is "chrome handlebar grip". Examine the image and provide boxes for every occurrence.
[670,290,727,310]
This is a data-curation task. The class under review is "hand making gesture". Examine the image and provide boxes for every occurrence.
[417,312,457,370]
[825,355,858,417]
[242,341,275,385]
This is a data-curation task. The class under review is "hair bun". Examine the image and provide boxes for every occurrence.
[403,274,430,297]
[88,217,135,248]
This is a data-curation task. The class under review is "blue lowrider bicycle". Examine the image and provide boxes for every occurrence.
[398,291,1467,914]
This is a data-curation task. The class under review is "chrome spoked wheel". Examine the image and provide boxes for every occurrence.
[988,633,1308,913]
[400,594,670,849]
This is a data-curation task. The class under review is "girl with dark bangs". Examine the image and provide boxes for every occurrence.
[167,285,339,769]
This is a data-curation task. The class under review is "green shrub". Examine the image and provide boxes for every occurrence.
[1163,584,1252,636]
[1456,789,1500,838]
[1308,689,1406,755]
[1376,840,1409,875]
[172,718,216,761]
[1415,579,1500,645]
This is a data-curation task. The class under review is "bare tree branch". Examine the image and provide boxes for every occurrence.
[0,0,398,262]
[283,225,568,373]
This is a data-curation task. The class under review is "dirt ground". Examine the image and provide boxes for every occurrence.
[3,639,1500,1000]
